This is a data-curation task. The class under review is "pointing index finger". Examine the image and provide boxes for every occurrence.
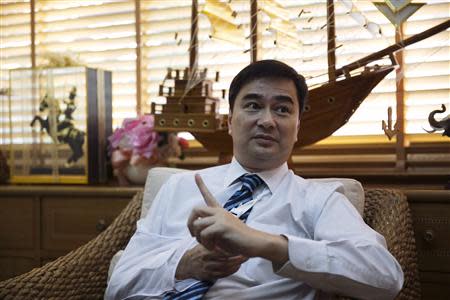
[195,173,220,208]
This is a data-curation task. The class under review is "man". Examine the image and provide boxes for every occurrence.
[106,60,404,299]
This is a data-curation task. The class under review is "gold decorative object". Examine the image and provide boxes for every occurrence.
[8,67,112,184]
[38,51,82,68]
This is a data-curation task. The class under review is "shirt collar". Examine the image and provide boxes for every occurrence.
[224,157,289,193]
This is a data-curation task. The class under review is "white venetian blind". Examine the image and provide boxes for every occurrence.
[0,0,31,145]
[34,0,137,129]
[402,2,450,135]
[1,0,448,146]
[140,0,191,109]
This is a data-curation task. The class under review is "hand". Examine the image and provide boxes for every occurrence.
[175,244,248,281]
[187,174,261,257]
[187,174,290,267]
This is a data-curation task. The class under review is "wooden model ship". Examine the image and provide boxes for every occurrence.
[151,0,449,154]
[151,67,228,135]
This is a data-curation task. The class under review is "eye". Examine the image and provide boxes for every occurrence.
[244,102,260,110]
[275,105,291,114]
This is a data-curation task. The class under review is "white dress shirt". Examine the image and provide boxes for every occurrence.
[106,159,404,300]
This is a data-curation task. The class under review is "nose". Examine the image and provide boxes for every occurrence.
[257,108,275,129]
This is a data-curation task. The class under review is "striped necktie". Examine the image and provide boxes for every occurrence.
[163,174,264,300]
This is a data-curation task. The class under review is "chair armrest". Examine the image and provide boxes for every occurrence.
[0,191,143,300]
[364,189,421,300]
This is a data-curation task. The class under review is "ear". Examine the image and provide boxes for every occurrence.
[227,109,233,135]
[295,118,300,142]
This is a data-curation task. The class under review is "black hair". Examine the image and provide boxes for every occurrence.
[228,59,308,115]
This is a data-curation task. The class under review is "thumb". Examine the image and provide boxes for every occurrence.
[195,173,220,208]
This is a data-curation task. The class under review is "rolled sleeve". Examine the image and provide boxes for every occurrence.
[276,234,329,277]
[274,184,404,299]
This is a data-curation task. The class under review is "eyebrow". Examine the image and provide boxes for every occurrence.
[242,93,295,104]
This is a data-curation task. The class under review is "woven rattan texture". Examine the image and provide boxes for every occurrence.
[364,189,421,300]
[0,191,142,300]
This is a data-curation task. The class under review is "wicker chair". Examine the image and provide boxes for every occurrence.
[0,189,420,299]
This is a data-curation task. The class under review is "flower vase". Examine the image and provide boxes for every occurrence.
[124,163,152,185]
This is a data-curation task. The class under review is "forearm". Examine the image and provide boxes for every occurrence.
[276,234,403,299]
[106,234,194,299]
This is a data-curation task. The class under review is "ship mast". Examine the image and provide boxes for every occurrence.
[190,0,199,76]
[327,0,336,82]
[335,19,450,77]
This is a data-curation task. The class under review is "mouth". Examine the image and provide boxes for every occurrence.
[253,134,277,142]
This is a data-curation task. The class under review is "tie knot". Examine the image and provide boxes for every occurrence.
[240,174,264,193]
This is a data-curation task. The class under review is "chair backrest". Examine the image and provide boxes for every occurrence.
[141,167,189,219]
[141,167,365,219]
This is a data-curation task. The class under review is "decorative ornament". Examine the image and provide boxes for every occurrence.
[38,51,81,68]
[373,0,425,27]
[424,104,450,137]
[30,87,85,166]
[340,0,383,36]
[382,106,399,140]
[108,115,189,185]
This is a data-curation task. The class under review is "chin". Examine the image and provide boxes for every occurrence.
[249,153,286,170]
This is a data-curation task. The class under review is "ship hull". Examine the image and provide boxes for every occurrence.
[192,66,394,153]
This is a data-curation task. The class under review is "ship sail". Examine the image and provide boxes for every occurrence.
[259,0,302,50]
[201,0,245,46]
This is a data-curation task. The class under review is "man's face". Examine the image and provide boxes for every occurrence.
[228,77,300,171]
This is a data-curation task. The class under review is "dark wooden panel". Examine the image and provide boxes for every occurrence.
[0,256,37,281]
[0,196,35,249]
[420,272,450,300]
[0,185,141,197]
[410,203,450,273]
[41,196,129,251]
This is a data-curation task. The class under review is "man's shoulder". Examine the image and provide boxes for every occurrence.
[284,173,349,207]
[289,173,345,194]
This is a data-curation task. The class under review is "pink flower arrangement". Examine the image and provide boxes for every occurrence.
[108,114,188,185]
[108,114,159,166]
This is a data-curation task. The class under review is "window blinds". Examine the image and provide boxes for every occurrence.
[1,0,449,146]
[33,0,136,129]
[1,0,31,145]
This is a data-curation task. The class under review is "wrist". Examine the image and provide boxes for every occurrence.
[251,230,289,267]
[175,249,193,280]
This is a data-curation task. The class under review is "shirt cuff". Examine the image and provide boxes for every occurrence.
[275,234,329,279]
